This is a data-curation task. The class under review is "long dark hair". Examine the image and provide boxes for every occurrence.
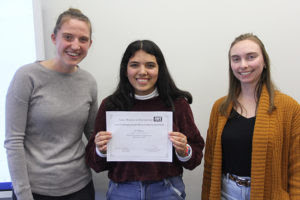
[105,40,192,111]
[219,33,276,116]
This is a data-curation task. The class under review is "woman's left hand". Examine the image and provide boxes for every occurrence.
[169,132,187,157]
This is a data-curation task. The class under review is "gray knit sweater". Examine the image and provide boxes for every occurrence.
[5,62,98,200]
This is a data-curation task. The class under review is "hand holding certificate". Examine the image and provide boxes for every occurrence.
[106,111,173,162]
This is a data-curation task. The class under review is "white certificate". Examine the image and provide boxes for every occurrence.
[106,111,173,162]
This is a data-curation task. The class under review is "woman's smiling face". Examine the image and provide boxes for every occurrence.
[127,50,159,95]
[230,39,265,88]
[51,18,92,69]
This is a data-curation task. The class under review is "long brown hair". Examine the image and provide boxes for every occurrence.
[219,33,276,116]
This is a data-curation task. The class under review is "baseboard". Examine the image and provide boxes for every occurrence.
[0,191,11,199]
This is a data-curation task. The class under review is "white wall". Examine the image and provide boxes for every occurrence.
[0,0,44,198]
[40,0,300,199]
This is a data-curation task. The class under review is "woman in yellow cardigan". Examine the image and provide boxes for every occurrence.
[202,33,300,200]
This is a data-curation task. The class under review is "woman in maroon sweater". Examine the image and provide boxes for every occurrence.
[85,40,204,200]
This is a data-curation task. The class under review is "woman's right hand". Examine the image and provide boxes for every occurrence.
[94,131,112,154]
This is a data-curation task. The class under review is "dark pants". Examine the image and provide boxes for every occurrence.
[12,181,95,200]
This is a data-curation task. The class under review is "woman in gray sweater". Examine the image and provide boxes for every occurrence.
[5,8,97,200]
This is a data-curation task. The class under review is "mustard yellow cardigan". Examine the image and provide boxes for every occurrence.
[202,86,300,200]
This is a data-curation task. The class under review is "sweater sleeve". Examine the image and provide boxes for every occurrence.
[85,99,111,172]
[201,101,219,200]
[288,99,300,199]
[4,68,34,200]
[83,79,98,140]
[173,99,205,170]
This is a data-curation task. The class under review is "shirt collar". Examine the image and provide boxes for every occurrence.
[134,88,159,100]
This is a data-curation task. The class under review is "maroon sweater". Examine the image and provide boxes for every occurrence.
[85,96,205,182]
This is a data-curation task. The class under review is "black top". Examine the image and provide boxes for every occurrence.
[222,109,256,176]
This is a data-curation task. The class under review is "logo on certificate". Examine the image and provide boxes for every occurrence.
[153,116,162,122]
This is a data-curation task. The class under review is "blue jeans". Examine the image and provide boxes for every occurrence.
[106,176,186,200]
[221,174,251,200]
